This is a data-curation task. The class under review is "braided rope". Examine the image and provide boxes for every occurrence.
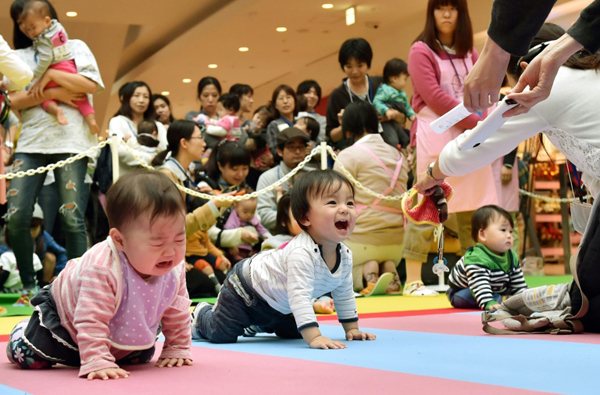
[0,140,109,180]
[0,139,592,204]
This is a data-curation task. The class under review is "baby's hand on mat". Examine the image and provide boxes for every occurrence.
[309,335,347,350]
[346,329,376,341]
[156,358,193,368]
[87,367,130,380]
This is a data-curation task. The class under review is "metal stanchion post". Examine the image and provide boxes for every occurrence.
[320,141,327,170]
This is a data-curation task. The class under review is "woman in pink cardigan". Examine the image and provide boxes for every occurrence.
[403,0,514,296]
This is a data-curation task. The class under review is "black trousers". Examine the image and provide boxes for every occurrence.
[570,197,600,332]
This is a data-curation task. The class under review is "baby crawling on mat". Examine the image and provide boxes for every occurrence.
[192,170,376,349]
[6,171,194,380]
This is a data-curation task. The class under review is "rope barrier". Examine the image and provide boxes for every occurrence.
[0,138,592,204]
[0,140,109,180]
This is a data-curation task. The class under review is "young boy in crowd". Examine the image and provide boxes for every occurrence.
[192,170,376,348]
[447,205,528,310]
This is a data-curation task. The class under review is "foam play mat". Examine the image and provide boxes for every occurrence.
[2,275,596,395]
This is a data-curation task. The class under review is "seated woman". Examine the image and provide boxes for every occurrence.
[333,101,405,295]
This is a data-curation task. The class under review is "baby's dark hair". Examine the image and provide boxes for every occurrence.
[23,0,51,18]
[471,205,514,242]
[296,95,308,112]
[383,58,409,84]
[106,170,185,231]
[219,93,240,113]
[291,170,354,231]
[298,116,320,141]
[275,192,293,235]
[138,119,158,135]
[253,105,275,128]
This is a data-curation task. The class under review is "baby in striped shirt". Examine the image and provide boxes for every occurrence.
[447,205,527,310]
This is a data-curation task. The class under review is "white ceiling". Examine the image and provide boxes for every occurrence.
[0,0,587,131]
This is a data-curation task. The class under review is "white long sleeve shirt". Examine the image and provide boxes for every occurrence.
[0,35,33,91]
[439,67,600,195]
[249,231,358,330]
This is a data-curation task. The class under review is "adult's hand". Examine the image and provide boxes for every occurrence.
[463,36,511,113]
[506,33,583,117]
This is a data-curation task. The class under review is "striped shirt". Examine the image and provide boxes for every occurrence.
[51,238,192,377]
[249,231,358,330]
[449,244,527,309]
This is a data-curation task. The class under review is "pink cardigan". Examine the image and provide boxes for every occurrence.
[52,238,192,377]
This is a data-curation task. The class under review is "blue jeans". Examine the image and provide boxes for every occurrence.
[6,153,90,288]
[446,287,503,309]
[193,261,301,343]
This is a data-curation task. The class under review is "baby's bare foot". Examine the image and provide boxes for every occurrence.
[56,108,69,125]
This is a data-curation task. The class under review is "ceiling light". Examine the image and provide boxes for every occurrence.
[208,64,218,69]
[276,27,287,32]
[182,78,192,83]
[322,4,334,9]
[346,7,355,26]
[66,11,77,17]
[238,47,249,52]
[161,91,170,96]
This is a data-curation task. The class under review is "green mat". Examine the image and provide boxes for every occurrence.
[524,275,573,288]
[0,293,35,317]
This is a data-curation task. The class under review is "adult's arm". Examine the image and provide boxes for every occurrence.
[44,68,98,94]
[207,225,243,248]
[567,0,600,53]
[417,108,548,192]
[408,43,481,130]
[0,35,33,90]
[8,86,85,110]
[256,173,278,232]
[325,88,344,143]
[488,0,557,57]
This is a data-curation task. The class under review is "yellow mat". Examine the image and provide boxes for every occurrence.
[354,294,451,315]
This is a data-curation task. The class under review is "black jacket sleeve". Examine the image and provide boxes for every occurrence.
[488,0,557,56]
[567,0,600,53]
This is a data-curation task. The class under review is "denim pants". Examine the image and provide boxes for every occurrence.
[194,261,301,343]
[6,153,89,288]
[446,287,503,309]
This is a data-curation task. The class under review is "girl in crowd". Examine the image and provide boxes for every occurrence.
[326,38,382,151]
[418,23,600,330]
[333,101,405,295]
[152,120,234,297]
[403,0,507,295]
[229,83,254,132]
[186,76,222,149]
[6,0,103,302]
[109,81,167,176]
[266,84,298,157]
[153,93,174,129]
[296,79,326,142]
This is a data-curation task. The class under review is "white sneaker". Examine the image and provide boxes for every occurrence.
[191,302,212,340]
[403,281,438,296]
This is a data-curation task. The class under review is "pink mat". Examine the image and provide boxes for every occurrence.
[347,313,600,344]
[0,341,556,395]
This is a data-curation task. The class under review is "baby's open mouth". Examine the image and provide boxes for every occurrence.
[335,220,349,230]
[156,260,172,268]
